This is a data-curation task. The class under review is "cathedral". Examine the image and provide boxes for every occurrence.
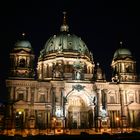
[3,12,140,134]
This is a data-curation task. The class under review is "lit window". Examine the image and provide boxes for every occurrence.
[18,93,24,100]
[19,58,26,67]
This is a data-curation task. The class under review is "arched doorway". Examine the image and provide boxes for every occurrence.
[15,110,24,129]
[67,95,93,129]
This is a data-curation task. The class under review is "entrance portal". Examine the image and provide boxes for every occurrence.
[67,96,93,129]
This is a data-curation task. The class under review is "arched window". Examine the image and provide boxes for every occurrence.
[39,94,45,102]
[128,94,134,103]
[19,58,26,67]
[18,93,24,100]
[110,96,115,104]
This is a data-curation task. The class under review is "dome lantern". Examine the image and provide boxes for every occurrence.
[60,11,69,32]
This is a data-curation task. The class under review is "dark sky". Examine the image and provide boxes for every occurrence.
[1,0,140,98]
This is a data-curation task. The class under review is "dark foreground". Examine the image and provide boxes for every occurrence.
[1,132,140,140]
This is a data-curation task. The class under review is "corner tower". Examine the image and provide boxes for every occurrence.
[9,33,35,79]
[111,41,137,82]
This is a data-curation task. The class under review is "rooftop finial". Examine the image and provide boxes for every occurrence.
[97,62,100,66]
[60,11,69,32]
[22,32,25,37]
[21,32,26,40]
[120,41,123,47]
[63,11,67,25]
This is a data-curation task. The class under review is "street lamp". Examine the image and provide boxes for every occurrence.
[18,111,22,115]
[116,117,120,132]
[116,117,119,121]
[16,111,23,135]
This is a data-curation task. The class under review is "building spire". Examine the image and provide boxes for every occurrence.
[97,62,100,67]
[22,32,25,37]
[120,41,123,47]
[60,11,69,32]
[63,11,67,25]
[21,32,26,40]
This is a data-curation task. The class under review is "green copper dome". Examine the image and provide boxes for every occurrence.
[113,48,132,59]
[40,32,90,57]
[113,42,132,59]
[15,40,32,49]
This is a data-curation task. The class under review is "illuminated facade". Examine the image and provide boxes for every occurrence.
[5,13,140,132]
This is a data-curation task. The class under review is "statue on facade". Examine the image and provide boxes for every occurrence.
[53,61,64,79]
[73,59,85,80]
[90,51,94,63]
[99,106,107,119]
[75,70,81,80]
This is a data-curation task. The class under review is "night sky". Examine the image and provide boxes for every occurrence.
[0,0,140,99]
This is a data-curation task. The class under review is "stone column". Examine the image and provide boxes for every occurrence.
[41,62,44,79]
[121,63,125,73]
[119,88,128,129]
[95,89,102,131]
[64,103,68,128]
[10,87,14,100]
[120,89,125,116]
[51,87,56,116]
[13,87,16,100]
[34,88,38,102]
[90,105,95,128]
[14,87,17,100]
[26,87,30,102]
[97,89,101,116]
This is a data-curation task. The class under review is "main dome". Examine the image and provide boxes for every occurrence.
[39,12,90,59]
[40,32,90,57]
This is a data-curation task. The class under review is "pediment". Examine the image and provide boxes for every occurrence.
[14,100,28,105]
[128,102,140,110]
[17,49,30,54]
